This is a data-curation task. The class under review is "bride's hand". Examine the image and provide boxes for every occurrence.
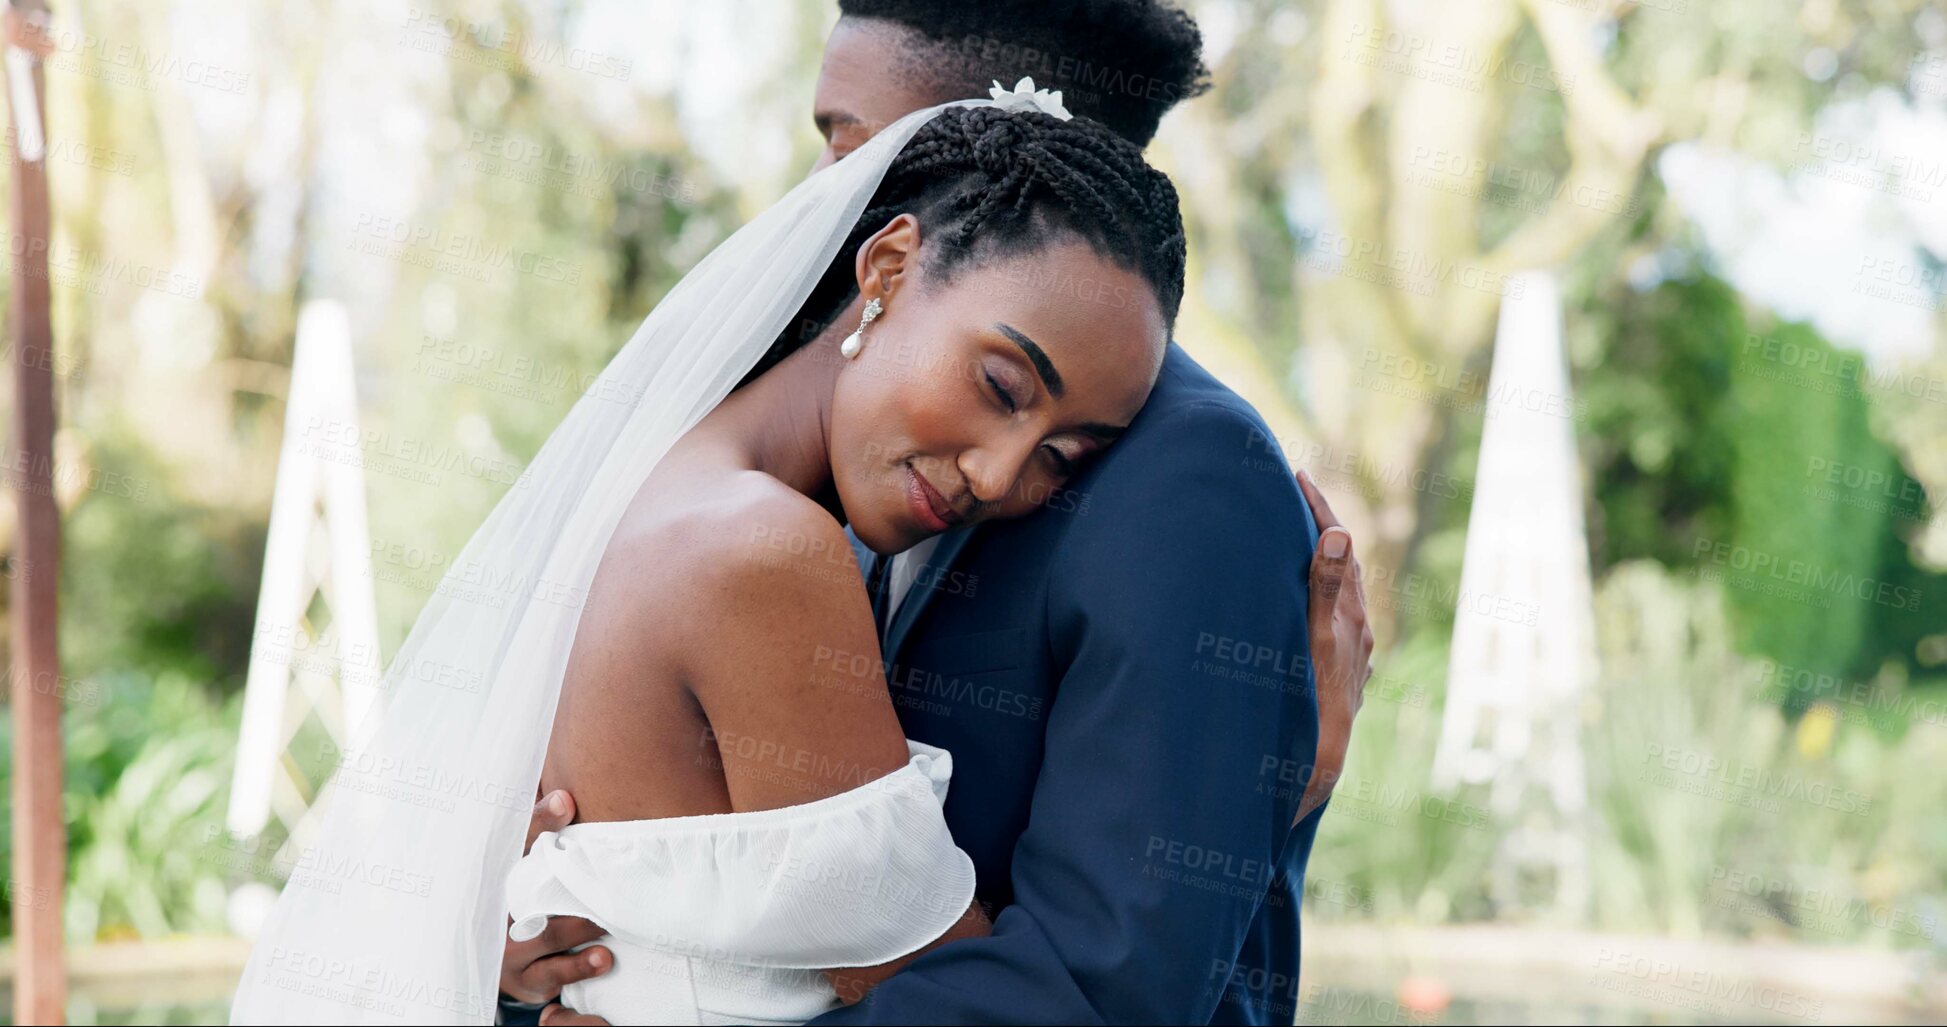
[1295,471,1373,823]
[501,791,613,1006]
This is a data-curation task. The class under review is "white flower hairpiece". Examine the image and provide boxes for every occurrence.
[988,76,1072,121]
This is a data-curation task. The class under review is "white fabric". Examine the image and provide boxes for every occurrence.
[230,100,985,1026]
[504,740,972,1025]
[886,535,943,621]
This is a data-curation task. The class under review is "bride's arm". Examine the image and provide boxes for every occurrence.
[673,495,990,991]
[672,496,911,811]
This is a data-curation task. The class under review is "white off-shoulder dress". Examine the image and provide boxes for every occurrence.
[505,740,975,1026]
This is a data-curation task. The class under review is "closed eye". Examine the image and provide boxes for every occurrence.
[1041,445,1077,476]
[985,370,1019,413]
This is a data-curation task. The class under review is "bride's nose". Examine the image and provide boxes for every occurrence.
[958,431,1041,508]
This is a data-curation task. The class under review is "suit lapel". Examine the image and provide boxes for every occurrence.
[883,525,977,663]
[842,526,887,628]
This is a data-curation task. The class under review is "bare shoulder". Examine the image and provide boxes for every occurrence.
[630,473,904,811]
[678,473,863,619]
[598,471,867,641]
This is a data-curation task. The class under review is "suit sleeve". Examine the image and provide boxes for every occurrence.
[810,401,1322,1025]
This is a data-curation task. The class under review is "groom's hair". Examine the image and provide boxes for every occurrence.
[836,0,1210,146]
[747,106,1186,385]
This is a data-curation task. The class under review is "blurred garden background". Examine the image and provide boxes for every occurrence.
[2,0,1945,1022]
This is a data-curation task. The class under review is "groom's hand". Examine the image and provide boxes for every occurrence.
[1295,471,1373,823]
[501,791,612,1007]
[539,1004,611,1026]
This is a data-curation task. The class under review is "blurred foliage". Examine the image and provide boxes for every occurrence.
[1578,273,1945,687]
[1578,275,1741,570]
[1312,563,1947,950]
[1723,318,1935,686]
[0,673,238,940]
[1583,564,1946,945]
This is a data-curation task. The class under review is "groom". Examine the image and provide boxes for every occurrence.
[504,3,1373,1023]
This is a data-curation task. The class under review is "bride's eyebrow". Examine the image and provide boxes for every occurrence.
[995,322,1064,399]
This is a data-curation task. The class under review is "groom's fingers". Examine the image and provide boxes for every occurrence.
[504,916,606,998]
[1311,527,1353,613]
[1296,469,1341,531]
[539,1003,613,1026]
[1297,469,1352,614]
[514,938,611,1002]
[527,790,576,852]
[531,916,606,958]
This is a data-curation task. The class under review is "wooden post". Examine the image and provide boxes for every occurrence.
[5,1,65,1023]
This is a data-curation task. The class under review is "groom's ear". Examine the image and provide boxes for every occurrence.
[854,213,922,303]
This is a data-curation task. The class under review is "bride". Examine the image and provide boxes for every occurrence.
[231,87,1186,1026]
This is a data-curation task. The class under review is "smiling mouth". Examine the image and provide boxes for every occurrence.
[906,463,964,531]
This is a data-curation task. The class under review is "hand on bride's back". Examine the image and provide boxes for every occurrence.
[539,1002,613,1026]
[1293,471,1374,822]
[500,790,612,1007]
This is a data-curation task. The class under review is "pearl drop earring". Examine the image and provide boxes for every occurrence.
[840,297,882,360]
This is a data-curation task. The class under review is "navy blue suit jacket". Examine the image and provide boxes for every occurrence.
[814,344,1324,1025]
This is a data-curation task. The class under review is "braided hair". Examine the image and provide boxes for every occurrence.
[751,105,1185,384]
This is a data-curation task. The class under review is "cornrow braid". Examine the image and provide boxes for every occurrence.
[748,105,1185,384]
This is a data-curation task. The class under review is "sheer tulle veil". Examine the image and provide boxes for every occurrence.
[230,100,980,1025]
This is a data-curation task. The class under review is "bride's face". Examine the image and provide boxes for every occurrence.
[830,218,1167,555]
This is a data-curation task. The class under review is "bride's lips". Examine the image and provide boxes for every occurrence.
[905,464,962,533]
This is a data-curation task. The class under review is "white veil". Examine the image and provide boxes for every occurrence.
[230,100,978,1026]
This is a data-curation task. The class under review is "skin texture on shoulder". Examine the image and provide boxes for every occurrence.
[669,475,914,813]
